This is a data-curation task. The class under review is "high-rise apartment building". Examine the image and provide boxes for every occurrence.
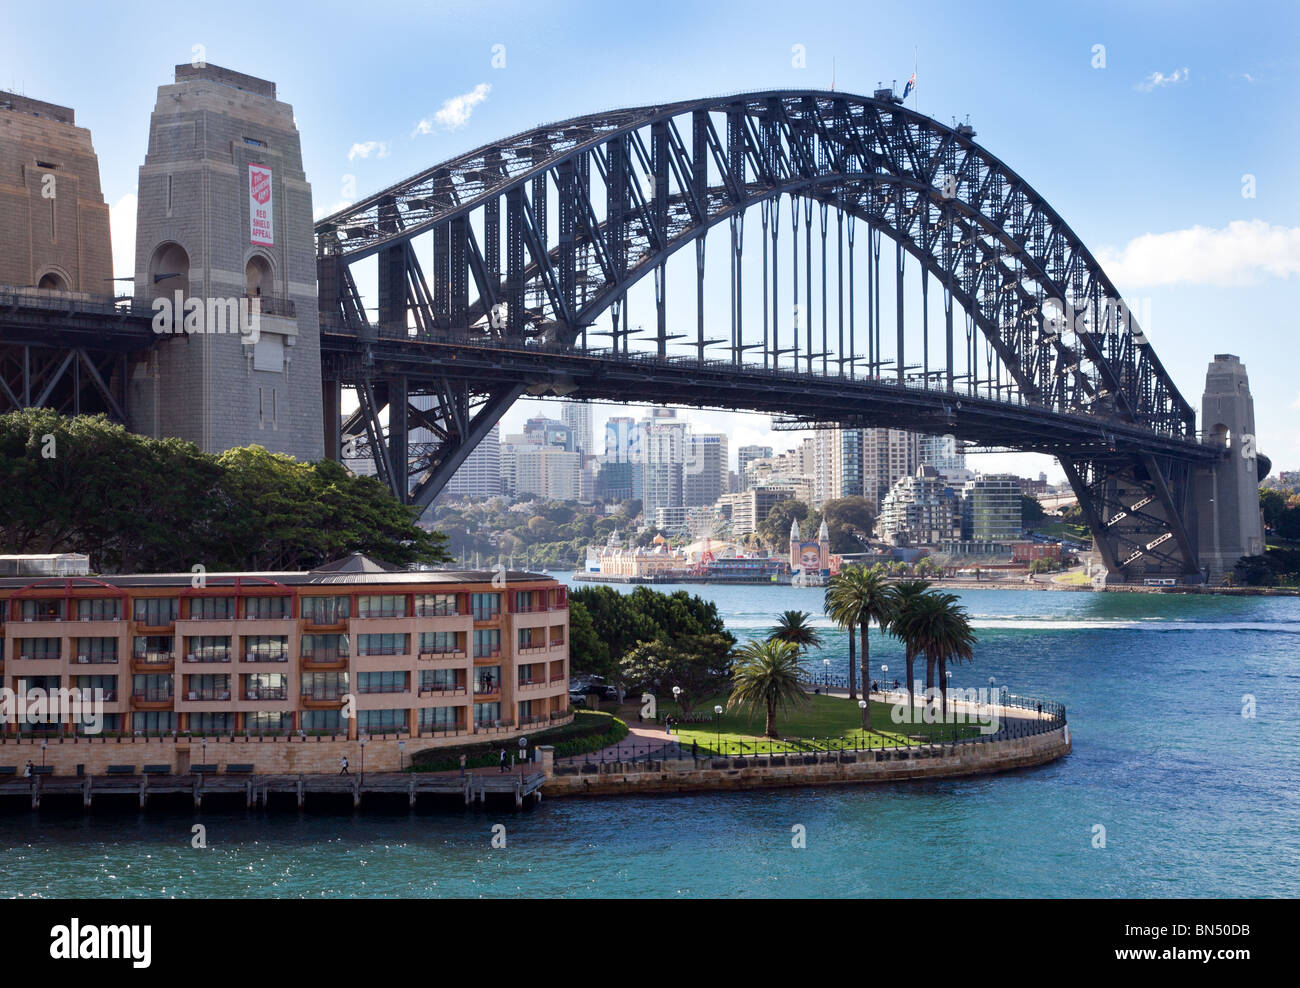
[684,433,728,507]
[960,474,1023,541]
[560,401,593,456]
[863,428,918,510]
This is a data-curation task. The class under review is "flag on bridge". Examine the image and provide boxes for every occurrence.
[902,72,916,100]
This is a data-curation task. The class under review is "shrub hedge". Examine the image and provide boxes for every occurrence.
[409,710,628,772]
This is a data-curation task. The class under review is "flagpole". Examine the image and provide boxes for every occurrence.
[913,46,918,113]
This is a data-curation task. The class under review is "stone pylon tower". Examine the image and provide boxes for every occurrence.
[127,64,323,461]
[1194,354,1266,581]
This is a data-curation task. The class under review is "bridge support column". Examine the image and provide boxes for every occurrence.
[1193,355,1266,582]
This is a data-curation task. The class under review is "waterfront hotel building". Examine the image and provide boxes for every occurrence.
[0,554,570,741]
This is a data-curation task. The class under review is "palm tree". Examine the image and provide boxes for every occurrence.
[825,565,895,723]
[926,594,977,718]
[728,638,809,739]
[768,609,824,655]
[823,583,856,702]
[887,578,933,715]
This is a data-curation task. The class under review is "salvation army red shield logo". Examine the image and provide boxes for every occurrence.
[250,166,271,205]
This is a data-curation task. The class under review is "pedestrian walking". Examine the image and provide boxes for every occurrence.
[339,754,349,775]
[23,760,33,780]
[499,748,507,773]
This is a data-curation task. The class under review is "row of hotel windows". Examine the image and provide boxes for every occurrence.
[15,665,539,700]
[18,704,531,734]
[5,590,564,625]
[7,627,564,662]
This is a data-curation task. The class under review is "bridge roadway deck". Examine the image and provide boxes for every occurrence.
[321,327,1220,461]
[0,770,546,810]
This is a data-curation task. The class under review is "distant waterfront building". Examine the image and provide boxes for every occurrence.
[737,446,773,488]
[863,429,919,510]
[445,423,501,499]
[684,433,728,507]
[723,485,795,536]
[515,446,582,501]
[918,434,966,477]
[877,466,962,546]
[961,474,1023,541]
[560,401,593,456]
[523,416,574,452]
[813,427,865,507]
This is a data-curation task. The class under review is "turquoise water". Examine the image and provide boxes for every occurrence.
[2,580,1297,898]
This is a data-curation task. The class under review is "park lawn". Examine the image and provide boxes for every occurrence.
[662,691,980,755]
[1052,570,1092,586]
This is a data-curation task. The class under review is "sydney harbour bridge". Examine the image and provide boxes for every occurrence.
[0,77,1266,584]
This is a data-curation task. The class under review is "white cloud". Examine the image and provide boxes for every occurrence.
[1137,67,1190,92]
[108,193,136,289]
[313,199,354,220]
[347,140,389,161]
[414,83,491,135]
[1096,220,1300,287]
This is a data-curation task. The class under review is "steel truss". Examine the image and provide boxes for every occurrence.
[315,89,1208,579]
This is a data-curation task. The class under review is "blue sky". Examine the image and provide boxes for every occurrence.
[4,0,1297,478]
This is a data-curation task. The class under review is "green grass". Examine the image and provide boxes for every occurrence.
[1029,520,1091,542]
[1052,570,1092,586]
[656,692,982,756]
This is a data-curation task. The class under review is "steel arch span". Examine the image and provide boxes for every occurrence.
[314,89,1223,582]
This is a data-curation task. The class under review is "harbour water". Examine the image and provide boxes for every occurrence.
[3,578,1297,898]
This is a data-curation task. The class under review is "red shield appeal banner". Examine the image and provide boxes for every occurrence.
[249,164,274,246]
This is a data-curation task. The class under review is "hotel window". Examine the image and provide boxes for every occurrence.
[357,671,407,694]
[301,633,349,660]
[470,593,501,621]
[301,595,350,624]
[518,627,541,649]
[473,628,500,658]
[243,672,286,699]
[132,636,174,662]
[243,635,288,662]
[474,665,500,693]
[301,709,343,732]
[519,700,535,721]
[473,702,502,726]
[514,590,535,612]
[418,630,459,654]
[188,712,233,733]
[187,636,231,662]
[133,597,178,626]
[132,711,176,733]
[415,593,458,617]
[419,706,457,731]
[358,709,407,733]
[73,675,117,700]
[17,638,60,660]
[189,596,234,620]
[301,671,348,698]
[19,598,63,621]
[245,595,290,620]
[358,633,407,656]
[76,598,120,621]
[358,594,406,619]
[419,668,459,691]
[246,711,291,732]
[549,625,565,646]
[132,673,173,700]
[77,713,121,736]
[185,673,230,700]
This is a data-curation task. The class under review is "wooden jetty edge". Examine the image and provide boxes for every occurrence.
[0,770,546,811]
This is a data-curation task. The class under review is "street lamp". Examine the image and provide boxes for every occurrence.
[880,664,888,698]
[40,739,47,767]
[518,736,528,768]
[857,698,868,743]
[200,737,207,771]
[359,735,368,783]
[398,739,406,772]
[713,704,723,754]
[671,685,682,717]
[945,669,953,727]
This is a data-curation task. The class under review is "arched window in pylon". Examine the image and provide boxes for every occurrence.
[36,270,67,291]
[149,242,190,299]
[245,253,273,299]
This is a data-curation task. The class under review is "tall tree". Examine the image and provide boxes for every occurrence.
[825,564,895,715]
[728,638,809,739]
[767,609,824,655]
[887,578,934,713]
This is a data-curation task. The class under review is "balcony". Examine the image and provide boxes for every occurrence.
[356,646,405,657]
[132,653,175,672]
[184,689,232,701]
[301,651,349,670]
[73,653,118,665]
[184,651,232,664]
[473,685,501,699]
[300,689,346,709]
[356,684,410,695]
[417,649,465,662]
[14,652,61,662]
[418,684,466,697]
[473,650,501,662]
[243,687,288,701]
[302,615,349,630]
[242,651,288,664]
[472,610,501,623]
[131,690,174,709]
[549,640,565,649]
[357,609,406,620]
[517,642,549,655]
